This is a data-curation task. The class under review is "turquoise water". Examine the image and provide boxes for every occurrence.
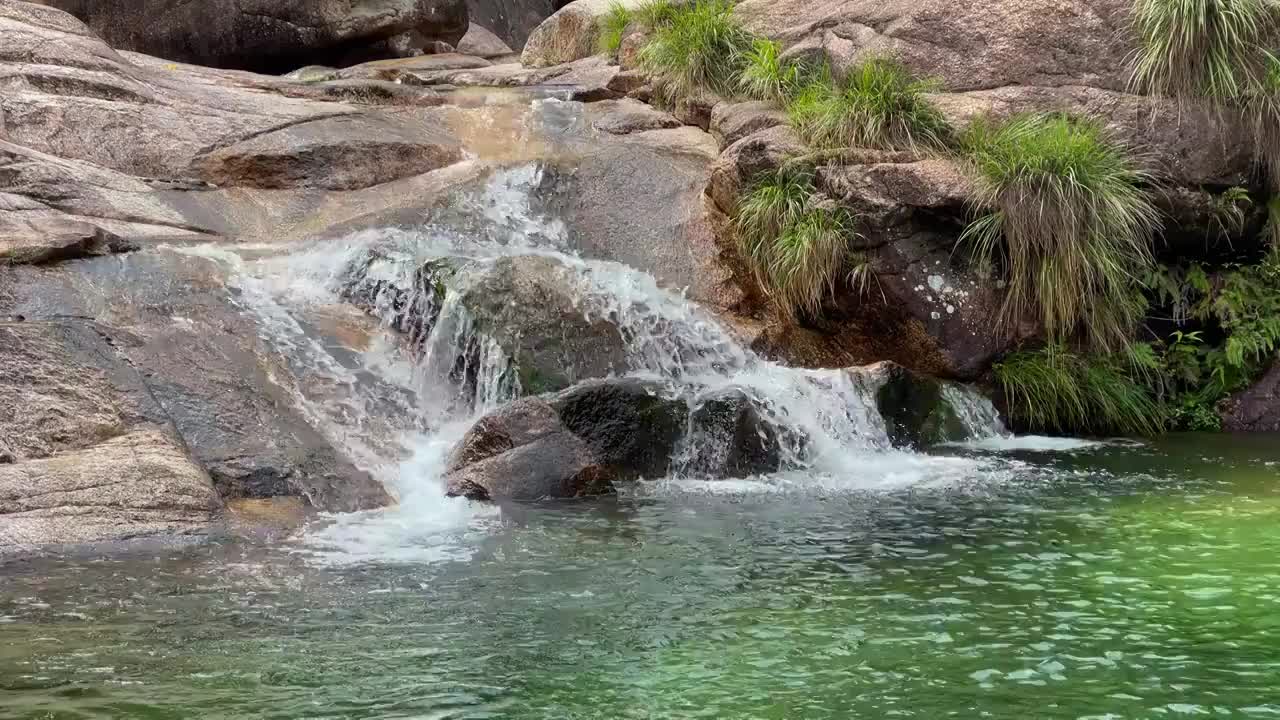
[2,435,1278,719]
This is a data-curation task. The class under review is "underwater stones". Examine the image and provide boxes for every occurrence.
[446,379,687,500]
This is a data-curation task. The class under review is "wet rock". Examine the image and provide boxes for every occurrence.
[1221,357,1280,433]
[456,255,632,393]
[0,320,223,548]
[683,387,784,477]
[29,0,469,73]
[867,362,970,448]
[590,99,682,135]
[445,379,687,500]
[1,253,394,514]
[190,113,465,191]
[0,218,135,265]
[457,23,516,58]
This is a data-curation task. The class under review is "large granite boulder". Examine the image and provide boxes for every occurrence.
[28,0,469,73]
[0,321,223,549]
[522,0,649,67]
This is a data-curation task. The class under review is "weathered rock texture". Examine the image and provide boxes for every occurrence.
[0,321,223,548]
[28,0,469,73]
[522,0,648,67]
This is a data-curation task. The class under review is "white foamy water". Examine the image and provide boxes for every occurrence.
[168,163,1050,564]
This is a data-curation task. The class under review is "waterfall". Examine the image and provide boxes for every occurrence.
[169,163,1014,561]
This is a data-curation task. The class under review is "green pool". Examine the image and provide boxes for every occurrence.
[2,435,1278,719]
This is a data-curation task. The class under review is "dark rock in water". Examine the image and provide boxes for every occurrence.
[683,388,784,477]
[869,362,970,449]
[551,380,689,479]
[1221,356,1280,432]
[0,320,223,548]
[28,0,469,73]
[446,379,687,501]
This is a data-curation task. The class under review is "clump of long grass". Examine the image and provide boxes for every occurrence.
[785,56,950,152]
[735,166,858,318]
[638,0,755,102]
[1129,0,1278,100]
[738,38,805,101]
[959,113,1161,352]
[995,346,1166,436]
[634,0,679,29]
[597,2,635,55]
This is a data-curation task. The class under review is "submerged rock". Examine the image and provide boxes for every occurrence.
[0,321,223,548]
[28,0,469,73]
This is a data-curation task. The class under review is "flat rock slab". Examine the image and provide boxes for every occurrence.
[191,113,466,191]
[0,320,222,549]
[0,217,134,265]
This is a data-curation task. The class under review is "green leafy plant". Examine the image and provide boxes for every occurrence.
[597,2,635,55]
[1128,0,1278,100]
[1209,185,1253,237]
[634,0,679,30]
[638,0,755,103]
[785,56,950,152]
[735,166,860,318]
[994,346,1166,436]
[960,113,1161,352]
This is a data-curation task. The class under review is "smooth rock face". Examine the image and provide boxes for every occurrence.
[0,321,223,548]
[1221,358,1280,432]
[445,379,687,501]
[457,22,517,57]
[28,0,469,73]
[467,0,564,49]
[0,218,134,265]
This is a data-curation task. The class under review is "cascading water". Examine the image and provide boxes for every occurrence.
[175,162,1017,561]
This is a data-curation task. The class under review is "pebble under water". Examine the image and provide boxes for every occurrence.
[2,435,1278,719]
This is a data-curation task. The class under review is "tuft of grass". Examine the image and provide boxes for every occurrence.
[738,38,804,102]
[960,113,1161,352]
[735,166,859,318]
[785,56,950,152]
[597,2,635,55]
[1129,0,1278,100]
[995,347,1166,436]
[634,0,679,29]
[638,0,755,103]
